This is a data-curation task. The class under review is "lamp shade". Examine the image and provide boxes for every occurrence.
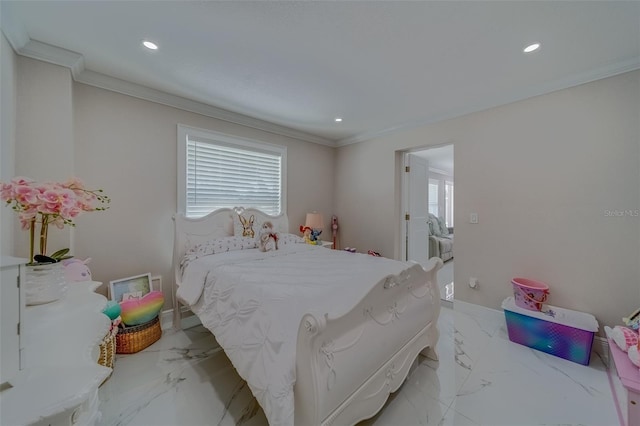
[305,212,324,230]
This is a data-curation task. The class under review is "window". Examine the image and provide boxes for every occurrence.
[445,180,454,227]
[428,179,439,216]
[177,125,287,218]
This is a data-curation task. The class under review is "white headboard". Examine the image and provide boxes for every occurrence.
[172,207,289,322]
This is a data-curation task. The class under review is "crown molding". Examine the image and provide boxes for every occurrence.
[75,70,336,147]
[336,56,640,147]
[1,26,336,148]
[4,17,638,150]
[18,40,85,78]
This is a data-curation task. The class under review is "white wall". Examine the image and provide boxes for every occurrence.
[7,57,334,306]
[335,71,640,330]
[71,83,334,304]
[0,33,17,255]
[13,57,75,259]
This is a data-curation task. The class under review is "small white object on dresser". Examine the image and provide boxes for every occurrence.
[319,240,333,248]
[0,256,27,389]
[0,280,112,426]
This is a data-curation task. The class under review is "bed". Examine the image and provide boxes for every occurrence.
[172,207,442,425]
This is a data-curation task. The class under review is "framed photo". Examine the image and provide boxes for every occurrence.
[109,273,153,303]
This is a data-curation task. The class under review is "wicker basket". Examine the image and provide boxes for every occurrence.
[116,316,162,354]
[99,327,117,368]
[98,326,118,385]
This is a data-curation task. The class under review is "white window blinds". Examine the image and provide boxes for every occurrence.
[178,125,286,218]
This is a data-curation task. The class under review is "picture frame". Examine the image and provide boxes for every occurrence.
[109,273,153,303]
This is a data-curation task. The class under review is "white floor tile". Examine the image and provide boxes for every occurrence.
[97,305,617,426]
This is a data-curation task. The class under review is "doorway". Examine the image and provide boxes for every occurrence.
[401,144,454,304]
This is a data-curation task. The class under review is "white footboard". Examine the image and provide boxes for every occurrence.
[294,258,443,425]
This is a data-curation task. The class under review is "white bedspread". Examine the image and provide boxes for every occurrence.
[177,244,410,426]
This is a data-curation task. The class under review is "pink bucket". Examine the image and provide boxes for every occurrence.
[511,277,549,311]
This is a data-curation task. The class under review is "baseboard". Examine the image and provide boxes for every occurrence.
[160,306,201,330]
[453,299,504,323]
[440,298,453,309]
[592,335,609,366]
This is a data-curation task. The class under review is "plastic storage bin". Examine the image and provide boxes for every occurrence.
[502,297,598,365]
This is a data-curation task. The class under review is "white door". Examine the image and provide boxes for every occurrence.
[404,153,429,265]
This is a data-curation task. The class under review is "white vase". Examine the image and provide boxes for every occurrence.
[25,262,67,305]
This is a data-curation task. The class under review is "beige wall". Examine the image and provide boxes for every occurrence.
[13,57,75,258]
[7,53,638,328]
[335,71,640,330]
[1,33,17,255]
[10,58,334,306]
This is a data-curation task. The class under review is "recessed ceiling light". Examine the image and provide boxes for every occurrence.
[334,118,343,122]
[523,43,540,53]
[142,40,158,50]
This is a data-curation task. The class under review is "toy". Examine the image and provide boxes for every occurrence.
[102,300,122,320]
[62,258,92,282]
[331,215,338,249]
[258,221,278,252]
[611,325,638,352]
[119,291,164,326]
[300,225,319,245]
[623,307,640,331]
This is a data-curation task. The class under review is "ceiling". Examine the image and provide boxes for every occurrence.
[2,1,639,146]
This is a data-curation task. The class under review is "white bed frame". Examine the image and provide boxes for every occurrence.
[173,207,442,425]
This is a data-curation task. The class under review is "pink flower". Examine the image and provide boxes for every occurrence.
[13,184,40,206]
[1,176,109,234]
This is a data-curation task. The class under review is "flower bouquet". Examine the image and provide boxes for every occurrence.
[1,177,110,264]
[2,177,110,304]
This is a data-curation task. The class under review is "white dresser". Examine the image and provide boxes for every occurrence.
[1,256,27,388]
[0,280,112,425]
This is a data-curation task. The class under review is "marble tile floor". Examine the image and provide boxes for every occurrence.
[438,260,454,306]
[98,302,618,426]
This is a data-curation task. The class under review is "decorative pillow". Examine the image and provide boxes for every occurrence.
[439,217,450,236]
[180,236,258,275]
[234,213,256,238]
[120,291,164,326]
[428,213,442,237]
[278,233,304,247]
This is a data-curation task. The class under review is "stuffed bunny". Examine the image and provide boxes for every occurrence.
[62,258,92,282]
[259,221,278,252]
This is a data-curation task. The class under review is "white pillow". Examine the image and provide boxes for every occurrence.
[233,213,257,239]
[278,233,304,246]
[428,213,442,237]
[439,217,450,236]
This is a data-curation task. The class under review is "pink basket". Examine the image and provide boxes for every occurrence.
[511,277,549,311]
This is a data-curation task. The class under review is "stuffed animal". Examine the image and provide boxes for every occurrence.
[611,325,639,352]
[62,258,92,282]
[259,221,278,252]
[607,325,640,370]
[300,226,318,245]
[310,228,322,242]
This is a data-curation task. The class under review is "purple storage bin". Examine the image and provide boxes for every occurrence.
[502,297,599,365]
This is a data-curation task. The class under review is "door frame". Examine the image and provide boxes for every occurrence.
[399,143,454,263]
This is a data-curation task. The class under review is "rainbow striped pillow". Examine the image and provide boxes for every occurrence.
[120,291,164,326]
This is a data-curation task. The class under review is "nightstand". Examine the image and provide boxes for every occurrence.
[319,241,333,249]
